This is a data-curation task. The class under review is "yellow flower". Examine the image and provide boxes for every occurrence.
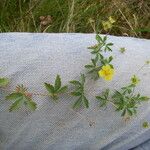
[146,60,150,64]
[131,75,140,85]
[102,16,115,31]
[98,65,115,81]
[108,16,116,24]
[102,21,112,31]
[142,121,149,128]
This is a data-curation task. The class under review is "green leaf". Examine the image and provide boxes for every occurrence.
[96,89,110,107]
[85,65,94,69]
[96,34,102,42]
[96,96,105,100]
[107,43,113,46]
[91,49,99,54]
[71,92,82,96]
[104,89,110,98]
[69,80,81,86]
[102,36,107,43]
[71,74,88,109]
[6,93,23,101]
[81,74,85,84]
[82,96,89,108]
[105,46,112,52]
[44,83,54,94]
[138,96,149,101]
[91,59,96,66]
[108,56,113,63]
[57,86,68,93]
[109,64,114,69]
[73,97,82,109]
[88,68,96,74]
[99,53,104,59]
[95,54,99,63]
[25,98,37,111]
[112,90,123,99]
[9,99,23,112]
[121,109,126,116]
[0,78,9,87]
[55,75,61,91]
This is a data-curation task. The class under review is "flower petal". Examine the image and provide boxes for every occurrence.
[98,70,105,77]
[105,75,113,81]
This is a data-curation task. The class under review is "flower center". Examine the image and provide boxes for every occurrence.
[104,70,111,76]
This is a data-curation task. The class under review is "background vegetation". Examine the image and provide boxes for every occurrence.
[0,0,150,38]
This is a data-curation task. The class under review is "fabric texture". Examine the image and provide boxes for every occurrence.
[0,33,150,150]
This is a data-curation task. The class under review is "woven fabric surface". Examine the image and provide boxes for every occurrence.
[0,33,150,150]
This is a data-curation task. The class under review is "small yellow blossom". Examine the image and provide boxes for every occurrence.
[102,16,116,31]
[146,60,150,64]
[131,75,140,85]
[108,16,116,24]
[142,121,149,128]
[119,47,126,53]
[98,65,115,81]
[102,21,112,31]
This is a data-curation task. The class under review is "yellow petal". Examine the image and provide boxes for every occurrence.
[98,70,105,77]
[110,69,115,75]
[109,16,115,24]
[102,65,111,70]
[105,75,113,81]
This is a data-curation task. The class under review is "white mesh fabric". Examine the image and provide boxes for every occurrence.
[0,33,150,150]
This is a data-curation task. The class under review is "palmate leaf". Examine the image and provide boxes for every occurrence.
[96,96,106,107]
[96,89,110,107]
[70,74,89,109]
[6,92,37,112]
[73,95,89,109]
[44,75,68,100]
[112,83,149,117]
[0,78,9,87]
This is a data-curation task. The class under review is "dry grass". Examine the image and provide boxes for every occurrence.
[0,0,150,38]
